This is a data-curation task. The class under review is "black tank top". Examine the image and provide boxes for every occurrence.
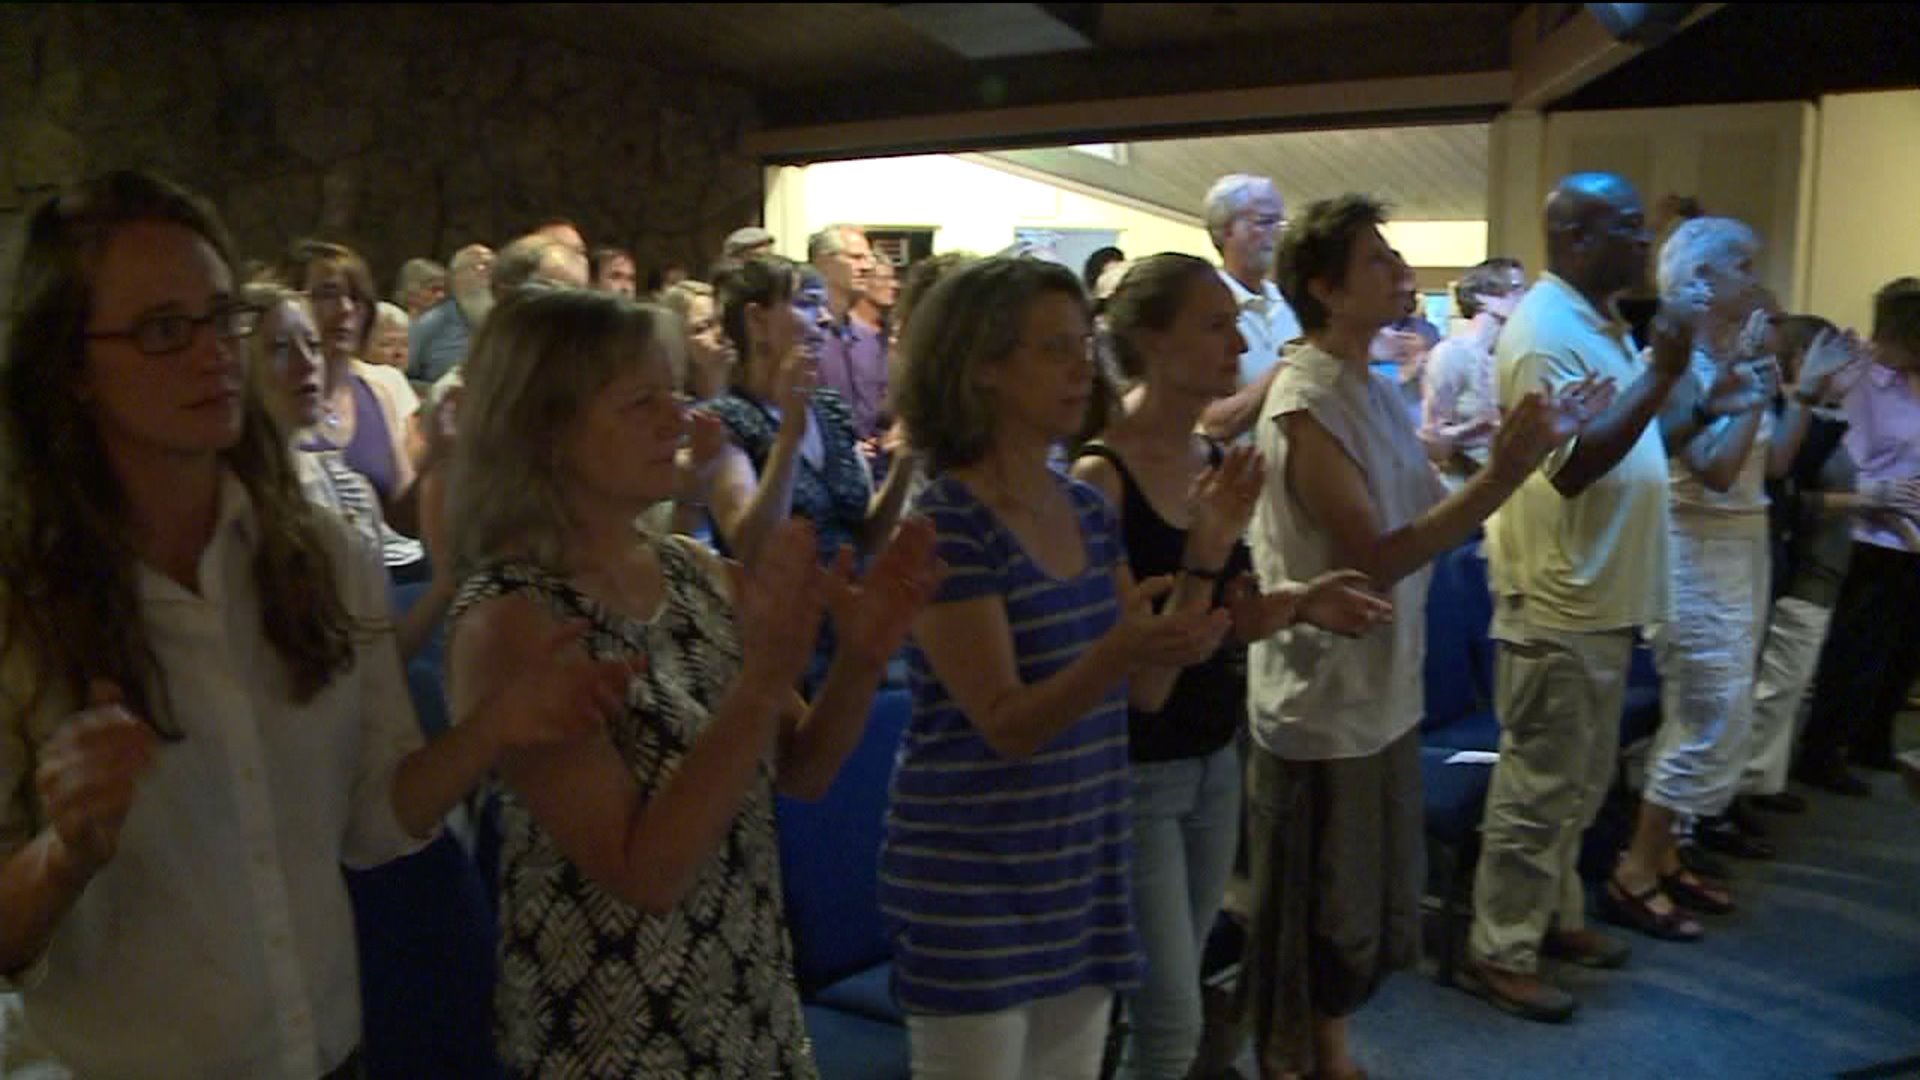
[1078,440,1251,763]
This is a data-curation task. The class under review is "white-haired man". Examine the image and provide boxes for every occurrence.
[408,243,493,384]
[809,223,888,443]
[1199,174,1303,442]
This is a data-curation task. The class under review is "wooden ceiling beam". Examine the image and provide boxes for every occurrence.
[1510,2,1726,110]
[741,71,1513,163]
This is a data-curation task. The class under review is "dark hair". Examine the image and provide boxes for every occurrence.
[1082,246,1126,293]
[1454,256,1524,318]
[897,256,1089,473]
[713,255,800,380]
[1873,280,1920,358]
[1774,314,1837,385]
[590,246,634,280]
[1075,253,1219,447]
[2,170,356,735]
[1274,194,1390,334]
[277,239,377,353]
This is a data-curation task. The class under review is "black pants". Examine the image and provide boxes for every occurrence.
[1800,542,1920,769]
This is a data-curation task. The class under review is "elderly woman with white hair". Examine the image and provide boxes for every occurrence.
[1605,217,1855,936]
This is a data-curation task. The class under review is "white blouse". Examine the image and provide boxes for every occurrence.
[1249,344,1446,761]
[0,471,426,1079]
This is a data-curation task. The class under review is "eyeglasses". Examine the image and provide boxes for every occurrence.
[85,302,264,356]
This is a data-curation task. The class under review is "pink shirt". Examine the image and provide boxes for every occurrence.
[1842,362,1920,550]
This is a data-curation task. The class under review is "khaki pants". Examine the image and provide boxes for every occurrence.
[1469,623,1633,974]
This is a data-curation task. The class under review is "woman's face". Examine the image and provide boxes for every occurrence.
[267,299,326,428]
[369,321,409,369]
[305,264,368,363]
[682,294,733,393]
[79,221,247,462]
[978,290,1096,446]
[561,342,688,511]
[790,278,832,358]
[1140,273,1246,401]
[1702,249,1762,326]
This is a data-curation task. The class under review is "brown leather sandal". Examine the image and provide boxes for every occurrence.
[1661,868,1735,915]
[1599,876,1705,942]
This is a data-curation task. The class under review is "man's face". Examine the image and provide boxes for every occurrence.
[1591,188,1653,296]
[451,245,494,298]
[1222,183,1285,278]
[817,229,875,301]
[599,255,636,298]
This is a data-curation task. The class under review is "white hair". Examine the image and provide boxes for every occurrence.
[1202,174,1277,251]
[1656,216,1759,299]
[372,300,409,334]
[807,224,863,263]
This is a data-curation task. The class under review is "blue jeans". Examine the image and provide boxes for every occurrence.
[1124,744,1243,1080]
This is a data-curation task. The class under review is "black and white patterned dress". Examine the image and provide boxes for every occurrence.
[450,535,817,1079]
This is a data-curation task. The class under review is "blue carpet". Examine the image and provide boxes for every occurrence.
[1328,769,1920,1080]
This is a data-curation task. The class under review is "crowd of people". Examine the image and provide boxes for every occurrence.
[0,159,1916,1080]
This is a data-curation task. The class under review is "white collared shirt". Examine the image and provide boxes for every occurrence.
[0,472,426,1079]
[1219,267,1304,387]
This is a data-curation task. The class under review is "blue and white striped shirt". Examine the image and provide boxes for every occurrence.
[881,471,1142,1016]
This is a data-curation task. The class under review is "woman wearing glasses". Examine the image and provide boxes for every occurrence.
[0,170,627,1080]
[278,240,432,572]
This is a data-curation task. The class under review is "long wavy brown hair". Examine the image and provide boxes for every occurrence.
[0,170,357,737]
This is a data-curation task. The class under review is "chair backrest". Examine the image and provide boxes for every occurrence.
[776,688,912,995]
[1422,539,1494,730]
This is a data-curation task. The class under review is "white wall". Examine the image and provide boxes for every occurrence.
[1806,90,1920,332]
[766,153,1488,270]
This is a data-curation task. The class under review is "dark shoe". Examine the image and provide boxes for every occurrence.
[1746,791,1808,814]
[1458,957,1578,1023]
[1724,801,1767,838]
[1542,928,1632,969]
[1696,816,1776,860]
[1598,876,1705,941]
[1793,759,1871,796]
[1677,841,1730,881]
[1660,868,1735,915]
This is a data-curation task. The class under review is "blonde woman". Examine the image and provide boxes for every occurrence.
[445,287,940,1076]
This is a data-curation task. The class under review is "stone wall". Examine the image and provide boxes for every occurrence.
[0,4,764,307]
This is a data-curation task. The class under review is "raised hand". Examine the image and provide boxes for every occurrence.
[1187,445,1265,566]
[1735,306,1774,361]
[34,680,157,876]
[419,383,464,475]
[1556,373,1617,427]
[1110,575,1233,671]
[773,348,819,429]
[1861,477,1920,516]
[487,620,642,751]
[827,516,944,671]
[1487,390,1583,484]
[1650,282,1710,379]
[1294,570,1395,637]
[1224,569,1393,641]
[1797,328,1867,402]
[675,408,729,506]
[730,519,832,692]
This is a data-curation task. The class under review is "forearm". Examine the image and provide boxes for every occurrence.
[1770,401,1813,478]
[1345,469,1512,588]
[1200,367,1276,442]
[1127,569,1216,713]
[384,477,424,539]
[1694,408,1765,492]
[394,576,455,662]
[1558,367,1682,496]
[726,438,804,567]
[612,678,787,913]
[972,635,1134,760]
[0,832,91,977]
[390,710,504,838]
[777,653,889,800]
[863,455,917,552]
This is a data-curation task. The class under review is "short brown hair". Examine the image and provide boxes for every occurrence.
[897,256,1088,474]
[278,239,378,352]
[1455,256,1524,318]
[1873,279,1920,358]
[1275,194,1390,334]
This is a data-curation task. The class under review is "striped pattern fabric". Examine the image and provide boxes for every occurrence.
[881,471,1142,1016]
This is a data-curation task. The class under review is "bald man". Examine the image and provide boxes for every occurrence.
[1462,173,1700,1022]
